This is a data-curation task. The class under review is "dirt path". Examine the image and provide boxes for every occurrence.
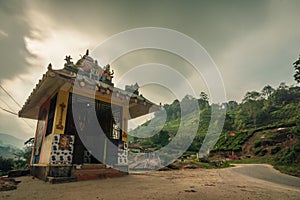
[1,165,300,200]
[230,164,300,189]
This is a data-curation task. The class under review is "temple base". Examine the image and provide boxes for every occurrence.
[30,164,126,183]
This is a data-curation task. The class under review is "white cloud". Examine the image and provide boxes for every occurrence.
[214,4,299,101]
[0,29,8,38]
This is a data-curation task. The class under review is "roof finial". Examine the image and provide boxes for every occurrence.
[47,63,52,70]
[86,49,89,56]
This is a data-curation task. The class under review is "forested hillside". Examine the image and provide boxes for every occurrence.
[129,83,300,176]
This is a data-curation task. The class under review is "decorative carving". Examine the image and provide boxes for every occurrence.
[79,81,85,87]
[112,124,120,140]
[125,83,139,95]
[64,50,115,85]
[64,55,73,66]
[47,63,52,70]
[56,103,66,130]
[50,135,74,165]
[122,131,128,142]
[48,71,56,77]
[59,135,71,150]
[100,64,114,83]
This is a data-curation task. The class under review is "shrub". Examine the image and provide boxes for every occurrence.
[253,147,262,155]
[271,146,281,154]
[260,149,268,156]
[232,145,242,151]
[0,156,14,174]
[294,140,300,152]
[254,139,261,148]
[278,148,297,164]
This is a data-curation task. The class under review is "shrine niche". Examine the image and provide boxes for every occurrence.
[18,50,160,182]
[59,135,71,150]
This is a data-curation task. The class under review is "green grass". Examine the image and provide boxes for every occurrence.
[229,157,300,177]
[229,157,273,164]
[274,164,300,177]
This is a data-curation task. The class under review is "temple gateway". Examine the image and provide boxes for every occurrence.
[19,50,159,182]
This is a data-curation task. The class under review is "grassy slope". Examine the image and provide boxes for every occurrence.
[130,100,300,177]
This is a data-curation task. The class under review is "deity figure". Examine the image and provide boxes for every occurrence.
[64,55,73,66]
[100,64,114,82]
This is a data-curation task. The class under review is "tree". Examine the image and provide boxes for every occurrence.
[261,85,274,99]
[23,137,34,164]
[198,92,209,109]
[199,92,209,102]
[293,55,300,83]
[163,99,180,121]
[242,91,261,103]
[269,83,289,107]
[181,95,197,115]
[0,156,14,174]
[226,101,238,111]
[278,82,288,90]
[12,137,34,169]
[239,91,264,128]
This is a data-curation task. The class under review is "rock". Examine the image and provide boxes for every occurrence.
[204,183,216,187]
[158,167,172,171]
[8,169,30,178]
[0,177,19,191]
[184,189,197,192]
[166,163,180,170]
[183,164,198,169]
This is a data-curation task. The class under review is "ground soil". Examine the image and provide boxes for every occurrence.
[1,165,299,200]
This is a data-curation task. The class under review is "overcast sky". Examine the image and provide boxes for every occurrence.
[0,0,300,140]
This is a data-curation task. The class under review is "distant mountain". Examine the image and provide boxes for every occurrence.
[0,133,25,159]
[0,133,24,149]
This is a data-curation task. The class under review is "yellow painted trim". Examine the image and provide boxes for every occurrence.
[114,164,129,166]
[30,164,72,167]
[53,90,69,134]
[122,105,129,142]
[48,164,73,167]
[31,164,49,167]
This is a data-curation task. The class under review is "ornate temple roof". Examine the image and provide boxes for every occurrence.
[19,51,160,120]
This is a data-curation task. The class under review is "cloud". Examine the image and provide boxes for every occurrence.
[0,0,38,81]
[0,29,8,38]
[214,0,300,101]
[0,109,35,140]
[2,0,300,139]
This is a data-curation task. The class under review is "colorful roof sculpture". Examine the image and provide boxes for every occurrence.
[19,50,160,119]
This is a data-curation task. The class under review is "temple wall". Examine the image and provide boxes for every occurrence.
[41,90,70,165]
[31,98,50,165]
[122,105,129,142]
[32,87,131,172]
[49,134,74,164]
[32,90,70,165]
[39,134,53,164]
[38,95,53,164]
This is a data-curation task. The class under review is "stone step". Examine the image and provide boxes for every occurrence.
[72,168,124,181]
[81,164,107,170]
[47,176,77,184]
